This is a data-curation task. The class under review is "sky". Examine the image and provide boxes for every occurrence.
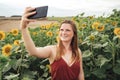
[0,0,120,17]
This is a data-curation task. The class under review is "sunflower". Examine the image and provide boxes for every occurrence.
[79,38,83,43]
[46,31,53,37]
[0,31,5,40]
[89,16,94,19]
[111,21,117,26]
[11,29,19,36]
[92,22,100,29]
[72,17,76,21]
[2,44,12,57]
[106,19,110,23]
[32,32,37,36]
[40,25,46,29]
[56,36,60,42]
[114,28,120,37]
[46,24,51,29]
[56,29,59,35]
[89,35,95,41]
[40,30,46,33]
[81,23,87,29]
[46,64,51,73]
[14,40,20,46]
[53,23,59,26]
[96,25,105,31]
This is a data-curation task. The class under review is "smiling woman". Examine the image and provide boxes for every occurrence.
[20,6,85,80]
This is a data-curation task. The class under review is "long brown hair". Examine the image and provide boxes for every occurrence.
[55,20,80,61]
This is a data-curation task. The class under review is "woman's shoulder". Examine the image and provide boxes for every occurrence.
[44,45,57,52]
[46,45,57,48]
[78,48,82,53]
[46,45,57,63]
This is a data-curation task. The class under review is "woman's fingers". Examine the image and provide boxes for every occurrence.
[23,7,36,18]
[20,7,37,29]
[22,7,37,21]
[26,11,36,18]
[24,7,35,14]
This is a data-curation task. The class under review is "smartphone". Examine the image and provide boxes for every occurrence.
[28,6,48,19]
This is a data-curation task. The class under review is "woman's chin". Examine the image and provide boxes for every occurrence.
[61,39,70,42]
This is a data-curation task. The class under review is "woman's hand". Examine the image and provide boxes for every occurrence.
[20,7,36,29]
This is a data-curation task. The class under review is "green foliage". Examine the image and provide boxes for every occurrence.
[0,9,120,80]
[75,9,120,80]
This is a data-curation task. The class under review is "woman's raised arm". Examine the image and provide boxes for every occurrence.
[20,7,52,58]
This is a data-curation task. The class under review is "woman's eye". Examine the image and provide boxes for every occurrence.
[60,29,64,31]
[60,29,71,32]
[66,29,70,31]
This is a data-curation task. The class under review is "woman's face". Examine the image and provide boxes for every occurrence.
[59,23,74,42]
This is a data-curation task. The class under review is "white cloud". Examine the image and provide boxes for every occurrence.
[0,0,120,17]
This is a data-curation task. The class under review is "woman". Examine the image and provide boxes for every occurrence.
[20,7,84,80]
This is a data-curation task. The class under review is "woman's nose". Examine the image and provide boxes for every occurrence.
[62,30,66,34]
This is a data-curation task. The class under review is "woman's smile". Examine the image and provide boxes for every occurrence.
[59,23,74,42]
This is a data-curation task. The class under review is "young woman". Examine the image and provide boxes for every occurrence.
[20,7,84,80]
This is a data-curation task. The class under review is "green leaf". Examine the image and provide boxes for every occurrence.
[113,36,119,41]
[21,70,37,79]
[2,62,12,73]
[117,60,120,63]
[4,74,19,80]
[0,71,2,80]
[13,59,22,70]
[40,65,45,69]
[40,58,49,64]
[46,77,51,80]
[22,77,33,80]
[113,64,120,75]
[82,50,92,58]
[97,55,110,68]
[102,42,108,47]
[93,44,103,48]
[38,77,44,80]
[21,64,29,68]
[92,68,106,79]
[42,72,48,77]
[0,55,9,63]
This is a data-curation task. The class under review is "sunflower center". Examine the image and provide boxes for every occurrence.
[47,32,53,37]
[16,41,19,45]
[5,47,11,53]
[13,31,17,34]
[17,42,19,44]
[98,26,102,29]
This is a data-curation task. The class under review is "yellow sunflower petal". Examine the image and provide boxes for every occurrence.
[92,22,100,29]
[0,31,5,40]
[11,29,19,36]
[14,40,20,46]
[114,28,120,36]
[2,44,12,57]
[46,31,53,37]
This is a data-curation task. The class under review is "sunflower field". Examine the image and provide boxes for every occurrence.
[0,9,120,80]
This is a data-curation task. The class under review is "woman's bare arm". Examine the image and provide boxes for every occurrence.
[20,7,51,58]
[78,49,85,80]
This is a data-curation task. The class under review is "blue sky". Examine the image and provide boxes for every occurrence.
[0,0,120,17]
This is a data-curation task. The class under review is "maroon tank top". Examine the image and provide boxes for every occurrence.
[50,57,80,80]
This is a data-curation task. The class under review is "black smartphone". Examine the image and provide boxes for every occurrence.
[28,6,48,19]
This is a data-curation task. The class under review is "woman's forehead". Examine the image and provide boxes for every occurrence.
[60,23,72,29]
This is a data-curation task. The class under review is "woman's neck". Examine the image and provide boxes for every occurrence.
[62,41,71,51]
